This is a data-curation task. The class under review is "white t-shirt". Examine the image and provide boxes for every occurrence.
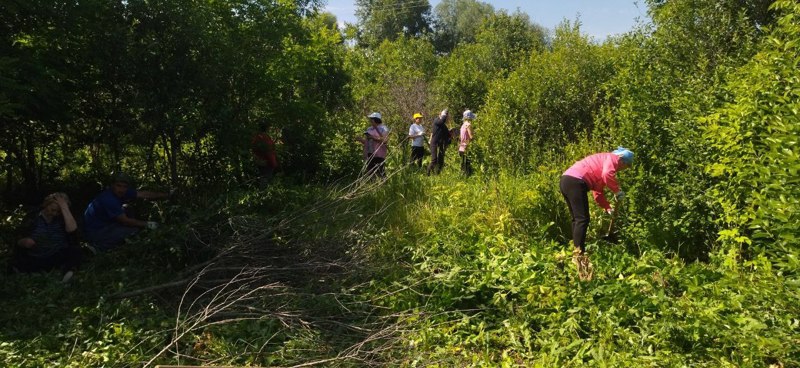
[408,123,425,147]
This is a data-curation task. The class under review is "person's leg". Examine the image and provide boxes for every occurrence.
[437,145,447,173]
[56,246,82,274]
[560,175,590,253]
[375,157,386,178]
[366,156,380,177]
[427,144,439,175]
[257,164,276,187]
[9,251,36,273]
[87,223,140,252]
[411,147,423,168]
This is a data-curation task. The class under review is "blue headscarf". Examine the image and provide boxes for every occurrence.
[612,146,634,165]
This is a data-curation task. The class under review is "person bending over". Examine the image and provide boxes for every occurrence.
[560,147,634,256]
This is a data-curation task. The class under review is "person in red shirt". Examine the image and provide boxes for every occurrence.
[252,123,279,187]
[560,147,634,256]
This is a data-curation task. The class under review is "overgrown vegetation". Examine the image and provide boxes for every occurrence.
[1,0,799,366]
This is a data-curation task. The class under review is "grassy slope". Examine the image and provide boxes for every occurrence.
[0,166,798,367]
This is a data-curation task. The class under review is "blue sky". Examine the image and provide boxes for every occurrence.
[323,0,650,41]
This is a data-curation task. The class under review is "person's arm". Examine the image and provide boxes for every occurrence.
[592,190,612,211]
[602,156,620,194]
[137,191,169,200]
[17,237,36,248]
[466,125,473,140]
[55,194,77,233]
[372,127,389,143]
[409,126,423,139]
[115,213,147,228]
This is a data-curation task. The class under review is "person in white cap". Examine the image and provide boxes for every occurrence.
[459,110,475,177]
[355,112,390,178]
[427,109,450,175]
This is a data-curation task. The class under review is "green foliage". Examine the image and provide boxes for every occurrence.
[703,0,800,264]
[432,0,495,53]
[598,0,773,259]
[3,0,800,366]
[0,0,345,195]
[354,0,432,47]
[345,35,438,165]
[359,170,800,367]
[478,22,616,171]
[432,11,547,113]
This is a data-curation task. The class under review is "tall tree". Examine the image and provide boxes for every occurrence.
[432,0,494,53]
[355,0,432,47]
[432,10,547,112]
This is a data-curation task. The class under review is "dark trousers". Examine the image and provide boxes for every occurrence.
[560,175,590,252]
[459,151,472,177]
[427,143,446,175]
[410,146,424,168]
[366,156,386,178]
[86,223,140,251]
[257,164,275,187]
[11,247,82,274]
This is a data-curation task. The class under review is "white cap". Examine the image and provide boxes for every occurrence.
[368,112,382,120]
[440,109,448,117]
[463,110,476,120]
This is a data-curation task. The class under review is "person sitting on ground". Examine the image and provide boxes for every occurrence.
[83,172,169,252]
[9,192,81,282]
[560,147,634,257]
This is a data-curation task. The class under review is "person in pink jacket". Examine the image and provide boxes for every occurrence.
[560,147,634,255]
[459,110,475,177]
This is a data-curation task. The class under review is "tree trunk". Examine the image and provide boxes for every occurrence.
[22,135,39,200]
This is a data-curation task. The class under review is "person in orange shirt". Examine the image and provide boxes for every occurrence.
[252,123,279,187]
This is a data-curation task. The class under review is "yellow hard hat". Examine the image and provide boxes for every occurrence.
[412,113,423,119]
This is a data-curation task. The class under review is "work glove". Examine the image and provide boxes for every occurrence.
[615,191,625,202]
[146,221,159,230]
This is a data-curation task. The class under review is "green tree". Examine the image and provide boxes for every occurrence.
[432,0,494,53]
[703,0,800,262]
[355,0,432,47]
[478,21,616,170]
[432,11,547,114]
[598,0,776,258]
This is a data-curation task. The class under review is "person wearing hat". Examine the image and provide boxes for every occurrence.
[355,112,390,178]
[427,109,450,175]
[408,113,426,169]
[9,192,82,282]
[459,110,475,177]
[560,147,634,256]
[83,172,170,252]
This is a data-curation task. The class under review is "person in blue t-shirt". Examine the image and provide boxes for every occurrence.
[83,172,169,252]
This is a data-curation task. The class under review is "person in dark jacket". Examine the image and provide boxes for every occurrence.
[427,109,450,175]
[10,192,81,282]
